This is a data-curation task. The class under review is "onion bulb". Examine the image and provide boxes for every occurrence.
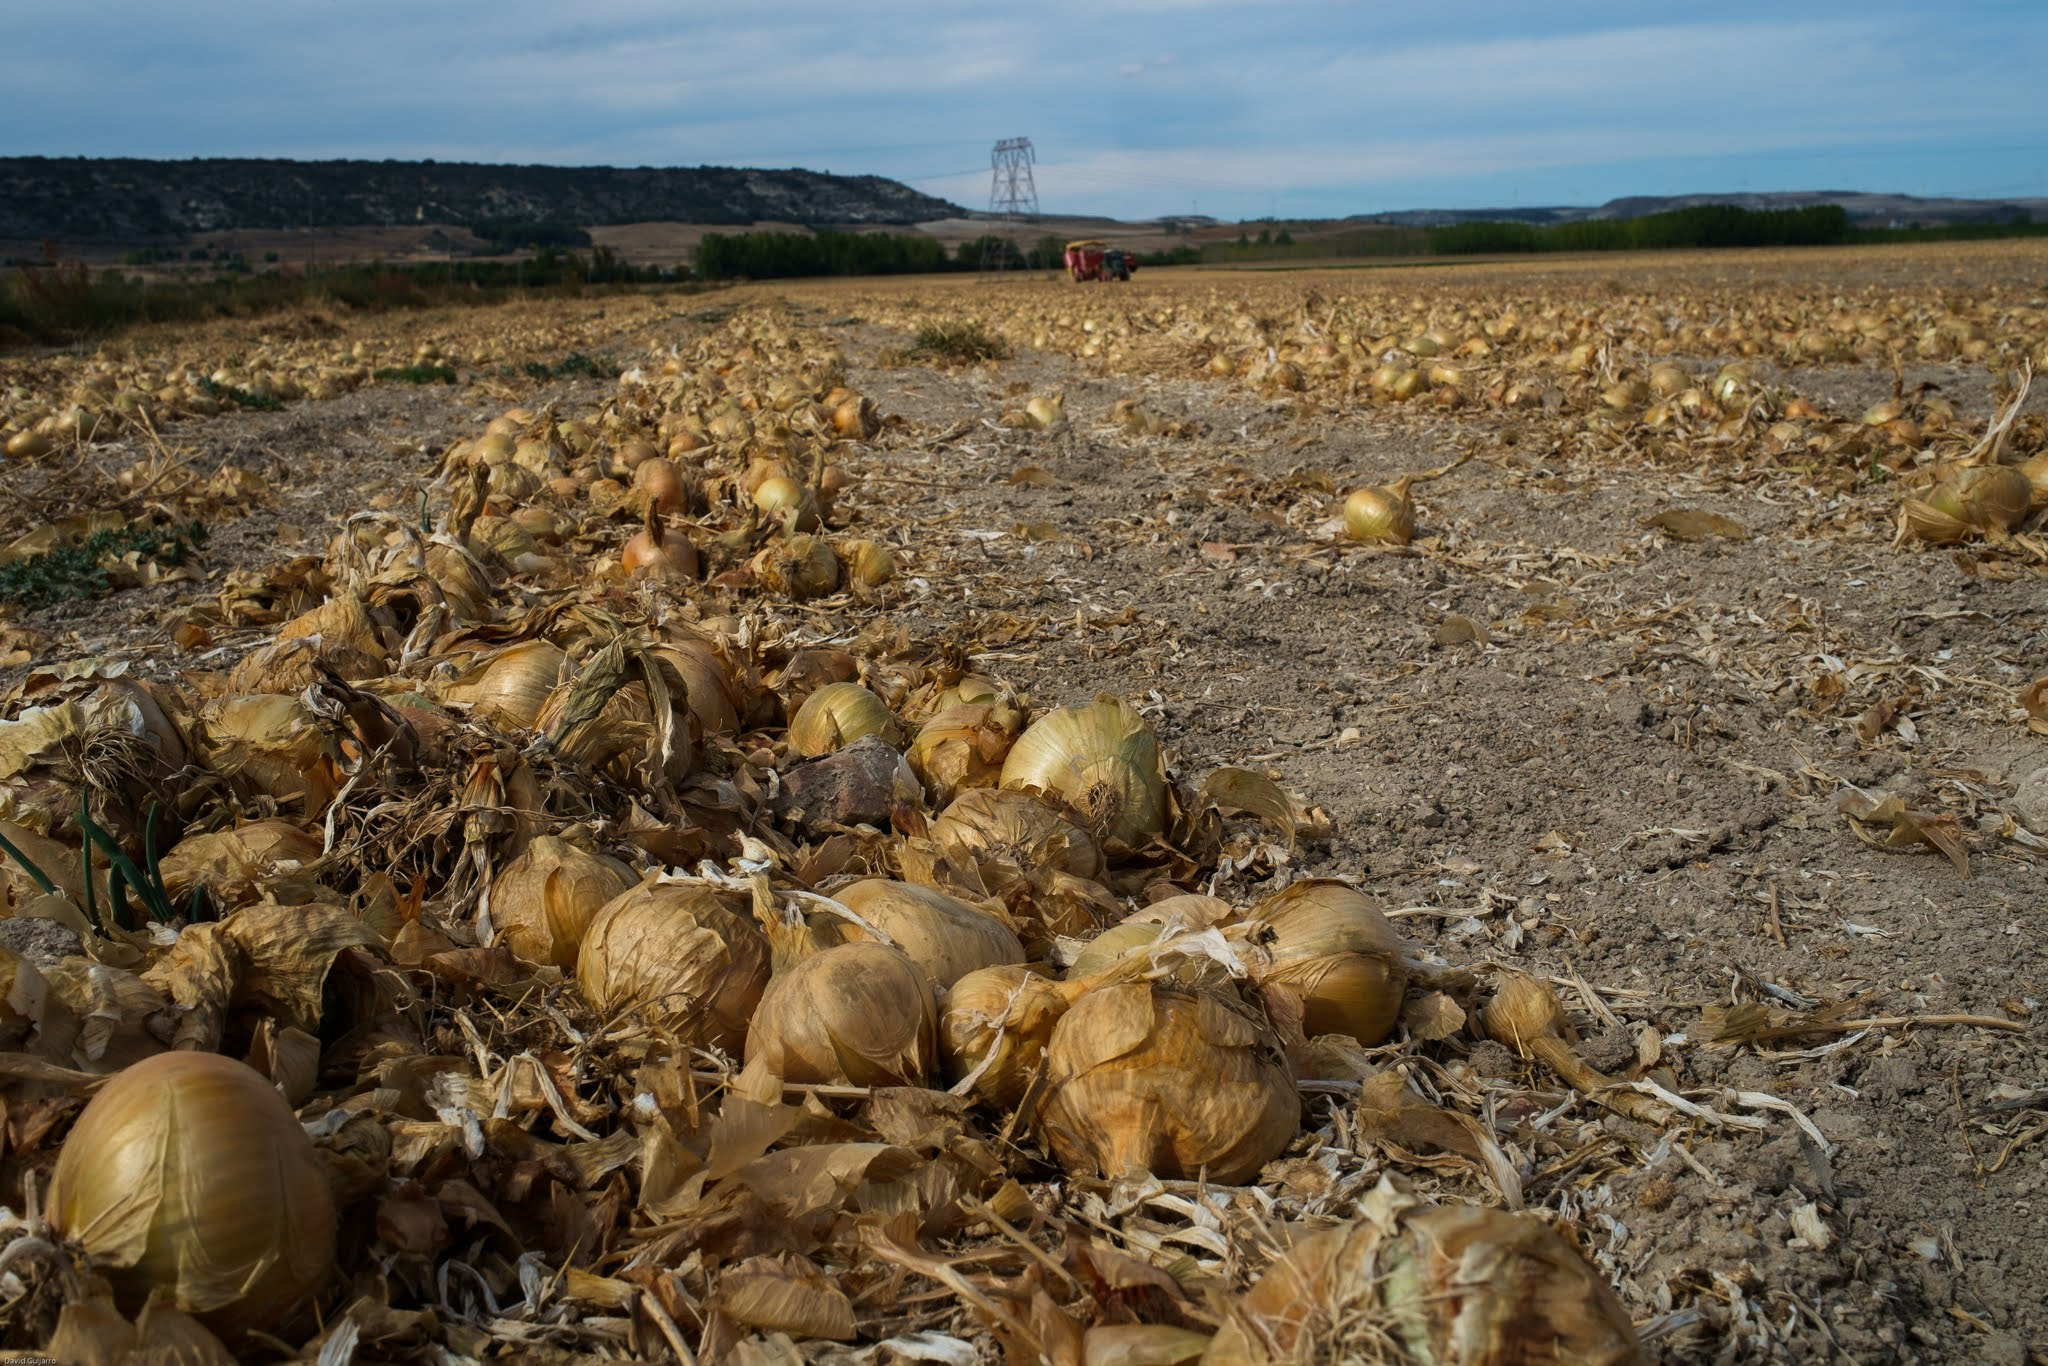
[1250,880,1409,1046]
[789,682,900,758]
[1898,465,2033,544]
[490,835,636,968]
[1000,696,1168,851]
[576,881,769,1051]
[753,475,822,532]
[908,699,1026,806]
[932,786,1105,884]
[632,457,690,514]
[939,964,1080,1109]
[751,533,841,599]
[1201,1189,1641,1365]
[839,537,895,588]
[744,940,938,1086]
[1040,982,1297,1184]
[1343,477,1416,545]
[621,505,699,580]
[828,879,1024,988]
[48,1051,336,1336]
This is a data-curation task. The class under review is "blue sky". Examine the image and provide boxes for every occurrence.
[7,1,2045,221]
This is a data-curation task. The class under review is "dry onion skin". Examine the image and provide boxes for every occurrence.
[938,964,1078,1110]
[1251,880,1410,1046]
[490,834,637,969]
[930,786,1106,883]
[907,698,1026,807]
[1039,982,1298,1184]
[575,881,769,1050]
[744,940,938,1087]
[827,878,1025,988]
[788,681,901,758]
[48,1051,337,1336]
[1202,1191,1641,1365]
[999,695,1168,851]
[1897,464,2033,544]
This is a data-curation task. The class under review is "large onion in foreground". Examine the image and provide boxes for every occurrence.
[48,1051,336,1336]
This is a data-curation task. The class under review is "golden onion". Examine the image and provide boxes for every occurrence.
[744,940,938,1086]
[1251,880,1409,1046]
[840,537,895,588]
[999,696,1167,850]
[939,963,1080,1109]
[491,835,637,968]
[1040,982,1297,1184]
[437,639,568,731]
[789,682,900,758]
[632,456,689,514]
[752,533,842,599]
[752,475,822,532]
[1899,464,2033,544]
[157,818,325,914]
[829,878,1024,988]
[576,881,769,1051]
[621,505,699,580]
[48,1051,336,1336]
[1343,478,1416,545]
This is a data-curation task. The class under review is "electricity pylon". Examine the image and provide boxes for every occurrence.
[979,137,1040,279]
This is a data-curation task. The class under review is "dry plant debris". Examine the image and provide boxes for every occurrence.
[0,242,2044,1364]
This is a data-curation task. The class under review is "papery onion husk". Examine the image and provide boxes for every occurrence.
[839,537,895,588]
[828,878,1024,988]
[744,940,938,1086]
[200,693,338,815]
[908,699,1026,807]
[789,682,900,758]
[48,1051,336,1336]
[1250,879,1409,1046]
[576,881,769,1050]
[752,533,841,599]
[1066,918,1230,991]
[1201,1186,1642,1365]
[931,787,1106,883]
[773,648,861,721]
[1040,981,1297,1184]
[157,818,325,914]
[633,456,690,514]
[656,638,744,737]
[491,834,637,968]
[999,696,1167,851]
[1343,477,1416,546]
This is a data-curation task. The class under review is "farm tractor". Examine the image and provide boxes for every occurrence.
[1064,239,1136,283]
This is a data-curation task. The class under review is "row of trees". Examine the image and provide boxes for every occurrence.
[1425,204,1851,255]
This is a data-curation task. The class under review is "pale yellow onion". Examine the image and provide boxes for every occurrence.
[829,878,1024,988]
[1040,982,1297,1184]
[752,475,822,532]
[437,639,568,731]
[48,1051,335,1336]
[999,696,1167,850]
[200,694,336,814]
[839,538,895,588]
[576,882,769,1051]
[1251,880,1409,1046]
[789,682,900,758]
[744,940,938,1086]
[1901,464,2033,544]
[157,819,325,913]
[491,835,637,968]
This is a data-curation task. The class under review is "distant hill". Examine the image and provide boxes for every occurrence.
[1353,190,2048,230]
[0,156,965,243]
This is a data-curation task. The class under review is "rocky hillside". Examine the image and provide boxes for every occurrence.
[0,157,964,243]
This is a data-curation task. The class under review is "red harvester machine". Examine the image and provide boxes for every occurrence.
[1064,239,1136,282]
